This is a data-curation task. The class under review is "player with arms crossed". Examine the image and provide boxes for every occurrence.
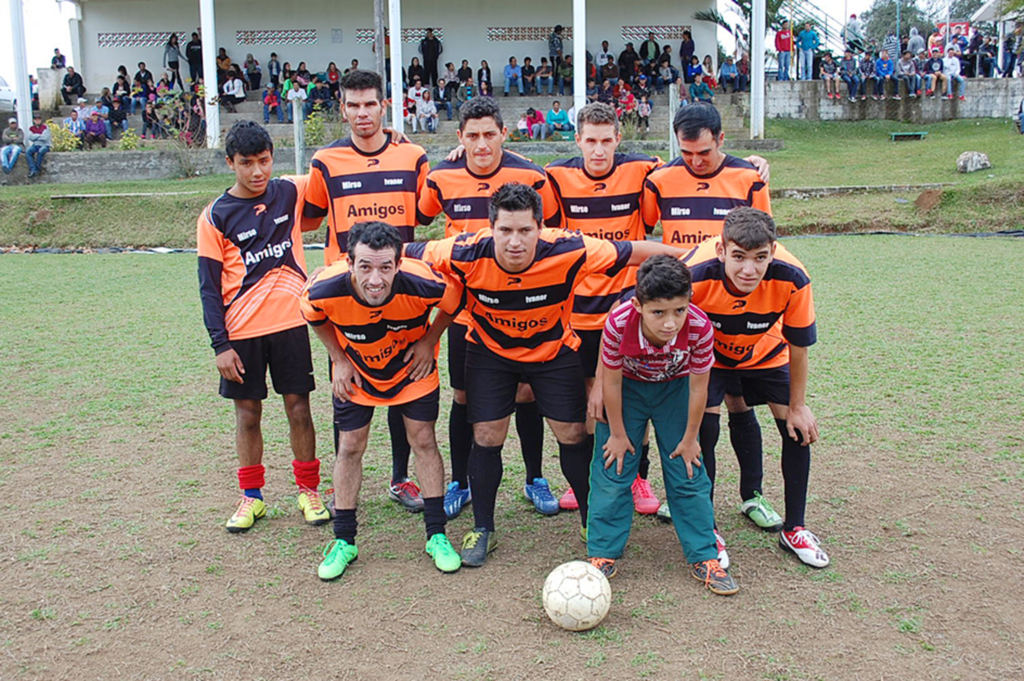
[588,255,738,595]
[300,221,464,580]
[418,97,562,519]
[197,121,328,533]
[683,207,829,567]
[406,183,681,567]
[303,69,431,513]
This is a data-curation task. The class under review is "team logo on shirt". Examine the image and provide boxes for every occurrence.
[506,276,523,285]
[367,158,380,167]
[593,182,607,192]
[253,204,267,216]
[696,182,710,191]
[732,300,747,309]
[477,182,490,192]
[369,310,383,319]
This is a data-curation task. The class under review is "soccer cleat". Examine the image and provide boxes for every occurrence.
[588,557,618,579]
[740,492,784,532]
[779,526,830,568]
[656,501,672,522]
[318,539,358,581]
[297,488,330,526]
[226,496,265,533]
[691,559,739,596]
[558,486,579,511]
[714,529,730,570]
[443,481,472,520]
[425,534,462,573]
[460,528,497,567]
[524,478,560,515]
[388,477,425,513]
[631,476,660,514]
[580,525,588,543]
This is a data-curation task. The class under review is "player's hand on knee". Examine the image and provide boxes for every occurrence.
[216,348,245,383]
[786,405,819,446]
[332,358,362,402]
[671,437,702,479]
[403,339,436,381]
[602,434,634,475]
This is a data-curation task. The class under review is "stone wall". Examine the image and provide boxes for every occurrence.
[767,78,1024,123]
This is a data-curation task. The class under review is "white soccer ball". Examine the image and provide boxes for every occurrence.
[542,560,612,631]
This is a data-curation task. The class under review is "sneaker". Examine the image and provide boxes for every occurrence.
[860,95,867,101]
[580,525,588,543]
[909,93,917,98]
[926,89,933,96]
[631,477,660,515]
[714,529,731,570]
[691,559,739,596]
[848,97,856,102]
[461,528,497,567]
[958,95,965,101]
[443,481,472,520]
[524,478,560,515]
[656,501,671,522]
[946,94,954,100]
[297,488,330,526]
[779,526,830,568]
[893,94,902,100]
[425,534,462,573]
[318,539,358,581]
[588,557,617,579]
[226,496,265,533]
[740,492,784,532]
[871,95,879,100]
[559,486,578,511]
[388,477,425,513]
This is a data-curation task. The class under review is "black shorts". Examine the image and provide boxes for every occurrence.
[706,365,791,409]
[464,343,586,424]
[576,329,603,379]
[333,387,440,432]
[446,322,469,391]
[219,325,315,401]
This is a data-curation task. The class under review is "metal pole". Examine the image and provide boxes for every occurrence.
[388,0,404,134]
[896,1,901,49]
[572,0,586,118]
[293,99,305,174]
[751,0,766,139]
[199,0,221,148]
[10,0,31,132]
[667,81,680,161]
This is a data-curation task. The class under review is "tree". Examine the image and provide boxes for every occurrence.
[862,0,932,44]
[693,0,790,37]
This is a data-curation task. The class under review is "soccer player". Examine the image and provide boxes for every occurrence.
[418,97,562,519]
[406,182,681,568]
[587,255,738,595]
[300,221,463,580]
[303,69,430,513]
[682,207,829,568]
[197,120,328,533]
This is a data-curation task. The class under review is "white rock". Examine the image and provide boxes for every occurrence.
[956,151,991,173]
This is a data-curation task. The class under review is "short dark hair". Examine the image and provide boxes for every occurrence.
[225,120,274,159]
[722,207,777,250]
[673,103,722,140]
[635,254,692,304]
[341,69,384,101]
[489,182,543,225]
[347,221,403,262]
[577,102,619,133]
[459,96,504,131]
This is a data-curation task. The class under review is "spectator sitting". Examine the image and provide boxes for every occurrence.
[141,102,164,139]
[344,58,360,77]
[737,54,750,91]
[597,79,615,105]
[618,43,639,85]
[522,57,536,94]
[221,71,246,112]
[689,74,715,103]
[63,109,85,140]
[1,118,25,174]
[156,75,175,103]
[61,66,86,105]
[434,78,454,120]
[601,56,620,85]
[820,53,840,99]
[479,80,495,98]
[896,51,921,99]
[457,59,473,83]
[403,91,418,132]
[285,78,307,122]
[243,53,261,91]
[409,77,428,107]
[719,57,739,92]
[25,113,51,178]
[88,97,111,136]
[108,98,128,136]
[525,107,546,139]
[839,50,861,102]
[702,56,719,89]
[326,62,342,98]
[112,75,131,110]
[634,73,652,100]
[557,55,574,95]
[586,79,599,102]
[216,48,232,85]
[616,88,637,123]
[516,112,529,137]
[923,49,947,97]
[456,76,476,109]
[83,112,108,149]
[546,100,573,134]
[858,51,875,100]
[305,77,333,116]
[263,83,283,123]
[417,90,439,133]
[685,56,702,84]
[677,78,690,106]
[408,57,426,86]
[293,61,311,87]
[504,56,524,96]
[874,49,895,100]
[52,48,66,70]
[131,77,150,114]
[477,59,492,88]
[442,62,459,85]
[74,97,91,120]
[537,57,554,95]
[943,47,966,100]
[134,61,154,90]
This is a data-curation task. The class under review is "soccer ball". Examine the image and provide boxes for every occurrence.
[542,561,612,631]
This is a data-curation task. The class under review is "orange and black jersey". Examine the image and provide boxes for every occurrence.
[304,134,429,265]
[545,152,663,330]
[406,228,632,363]
[682,237,816,371]
[418,150,561,238]
[642,154,771,248]
[198,176,314,352]
[299,259,462,406]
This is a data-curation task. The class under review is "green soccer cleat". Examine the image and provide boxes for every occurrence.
[318,539,358,581]
[740,492,784,532]
[426,534,462,573]
[656,502,672,522]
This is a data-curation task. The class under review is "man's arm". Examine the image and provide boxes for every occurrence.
[309,321,362,403]
[786,345,818,446]
[625,239,684,266]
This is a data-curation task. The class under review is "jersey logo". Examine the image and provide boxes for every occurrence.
[477,182,490,192]
[696,182,710,191]
[369,310,383,319]
[367,158,380,167]
[593,182,607,192]
[506,276,523,285]
[732,300,747,309]
[253,204,267,216]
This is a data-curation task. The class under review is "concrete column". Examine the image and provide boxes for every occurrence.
[10,0,32,131]
[750,0,766,139]
[572,0,586,118]
[293,100,305,173]
[199,0,221,148]
[67,1,84,73]
[388,0,404,134]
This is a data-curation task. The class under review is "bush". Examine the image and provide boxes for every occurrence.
[119,127,141,151]
[49,122,81,152]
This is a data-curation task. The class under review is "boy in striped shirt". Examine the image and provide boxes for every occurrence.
[588,255,738,595]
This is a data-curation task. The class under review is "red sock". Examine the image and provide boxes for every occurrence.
[293,459,320,491]
[238,464,265,491]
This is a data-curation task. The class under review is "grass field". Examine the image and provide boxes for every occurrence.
[2,236,1022,679]
[1,119,1021,249]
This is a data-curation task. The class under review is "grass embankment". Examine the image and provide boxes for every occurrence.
[1,119,1020,248]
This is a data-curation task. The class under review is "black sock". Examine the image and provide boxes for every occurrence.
[699,412,721,502]
[449,401,472,487]
[333,508,357,544]
[729,409,764,501]
[423,496,446,539]
[775,418,811,531]
[515,401,544,484]
[559,436,593,528]
[388,406,411,482]
[638,443,651,480]
[468,442,504,531]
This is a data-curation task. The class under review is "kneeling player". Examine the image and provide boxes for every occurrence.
[300,221,463,580]
[685,207,829,568]
[588,256,738,595]
[197,120,328,533]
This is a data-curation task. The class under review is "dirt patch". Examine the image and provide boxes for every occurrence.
[915,189,943,212]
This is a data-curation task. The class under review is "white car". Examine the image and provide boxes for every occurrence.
[0,75,16,110]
